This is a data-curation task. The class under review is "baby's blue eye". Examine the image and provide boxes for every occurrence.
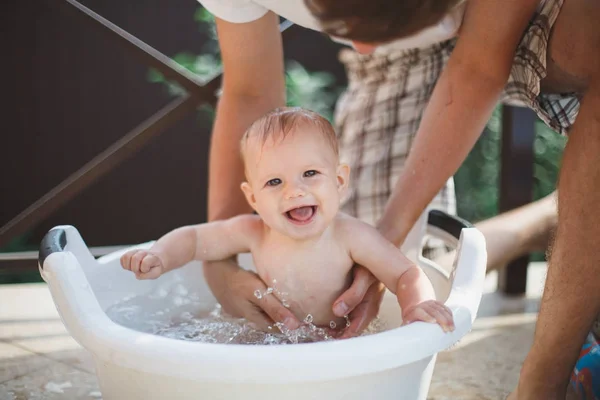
[266,178,282,187]
[304,170,318,177]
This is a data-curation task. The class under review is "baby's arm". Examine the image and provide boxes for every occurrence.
[121,214,261,279]
[342,219,453,331]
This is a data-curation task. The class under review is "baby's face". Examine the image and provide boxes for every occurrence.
[241,128,349,240]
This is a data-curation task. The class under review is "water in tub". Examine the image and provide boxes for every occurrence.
[106,279,387,345]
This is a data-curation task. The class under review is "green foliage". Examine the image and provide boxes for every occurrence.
[454,106,565,261]
[284,60,343,120]
[454,106,565,224]
[148,7,341,121]
[0,232,36,253]
[533,120,566,199]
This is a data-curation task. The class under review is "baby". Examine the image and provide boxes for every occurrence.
[120,107,454,334]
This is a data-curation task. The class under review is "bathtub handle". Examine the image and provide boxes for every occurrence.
[427,209,472,239]
[38,228,67,270]
[426,209,487,331]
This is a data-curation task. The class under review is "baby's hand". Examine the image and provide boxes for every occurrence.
[402,300,455,333]
[120,249,165,280]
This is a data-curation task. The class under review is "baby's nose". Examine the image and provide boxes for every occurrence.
[284,185,306,199]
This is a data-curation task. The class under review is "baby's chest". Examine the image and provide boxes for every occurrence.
[252,248,353,293]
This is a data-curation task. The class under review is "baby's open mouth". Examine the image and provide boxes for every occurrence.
[284,205,317,225]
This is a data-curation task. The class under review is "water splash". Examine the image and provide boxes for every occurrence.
[106,283,387,345]
[44,382,72,394]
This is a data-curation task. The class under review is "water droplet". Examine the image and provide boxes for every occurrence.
[265,287,274,295]
[330,321,336,329]
[254,290,262,299]
[344,315,351,327]
[180,312,193,320]
[209,304,222,317]
[44,381,72,394]
[104,287,384,345]
[282,300,290,308]
[274,321,285,331]
[174,284,188,296]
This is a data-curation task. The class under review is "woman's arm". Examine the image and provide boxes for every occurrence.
[202,14,301,330]
[377,0,540,246]
[208,13,286,221]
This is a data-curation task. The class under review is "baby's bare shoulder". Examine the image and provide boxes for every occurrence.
[225,214,265,239]
[227,213,262,227]
[333,212,380,243]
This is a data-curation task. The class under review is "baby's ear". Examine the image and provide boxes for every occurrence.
[240,182,258,211]
[336,163,350,194]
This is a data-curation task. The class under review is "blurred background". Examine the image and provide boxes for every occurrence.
[0,0,564,283]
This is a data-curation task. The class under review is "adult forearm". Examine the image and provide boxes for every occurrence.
[207,91,284,221]
[378,62,506,246]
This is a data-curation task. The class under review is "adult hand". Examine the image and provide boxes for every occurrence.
[332,265,385,339]
[203,258,301,331]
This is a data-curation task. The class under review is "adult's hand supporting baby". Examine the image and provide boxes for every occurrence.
[333,265,385,339]
[203,258,301,331]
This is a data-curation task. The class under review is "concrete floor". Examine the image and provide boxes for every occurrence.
[0,263,549,400]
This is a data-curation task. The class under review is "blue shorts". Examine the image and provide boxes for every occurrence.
[570,333,600,399]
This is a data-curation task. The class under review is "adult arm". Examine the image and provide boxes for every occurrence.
[377,0,540,246]
[202,13,300,330]
[208,13,286,221]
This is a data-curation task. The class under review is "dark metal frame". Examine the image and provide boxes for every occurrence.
[498,106,536,294]
[0,0,534,294]
[0,0,292,254]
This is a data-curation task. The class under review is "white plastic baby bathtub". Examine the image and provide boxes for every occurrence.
[39,210,486,400]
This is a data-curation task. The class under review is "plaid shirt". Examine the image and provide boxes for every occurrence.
[335,42,457,229]
[334,0,574,231]
[502,0,579,135]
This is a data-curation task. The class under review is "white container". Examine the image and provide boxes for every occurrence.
[39,210,486,400]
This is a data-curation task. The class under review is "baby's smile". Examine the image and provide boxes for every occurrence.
[284,205,318,225]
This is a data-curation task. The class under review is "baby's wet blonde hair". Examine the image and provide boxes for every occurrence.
[240,107,339,164]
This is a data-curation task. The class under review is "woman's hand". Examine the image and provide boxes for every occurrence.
[203,258,301,331]
[332,265,386,339]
